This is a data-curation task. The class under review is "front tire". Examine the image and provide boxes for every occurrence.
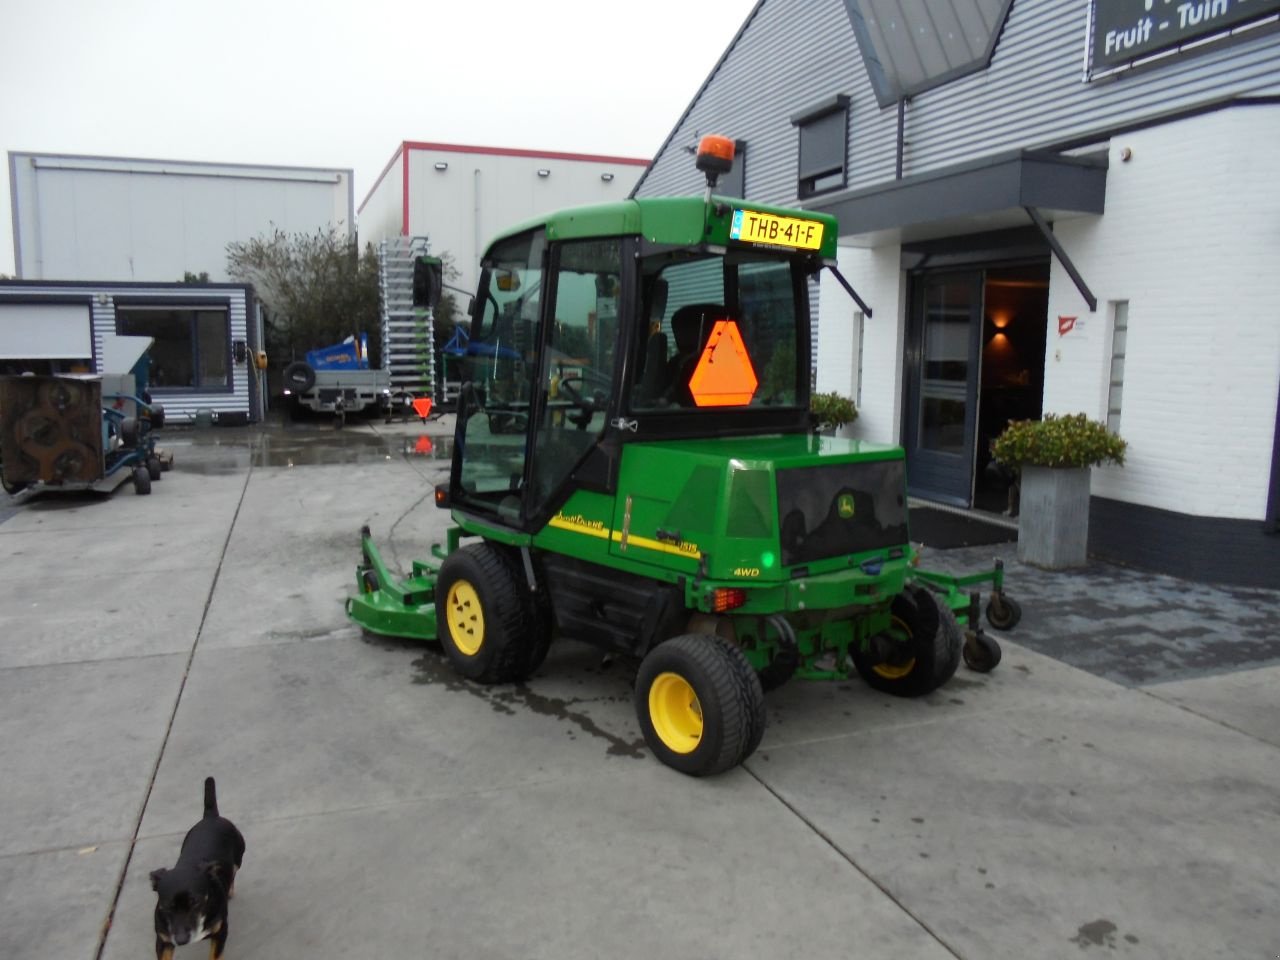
[435,544,543,684]
[635,635,765,777]
[852,584,961,697]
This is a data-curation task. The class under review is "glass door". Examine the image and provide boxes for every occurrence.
[904,271,983,506]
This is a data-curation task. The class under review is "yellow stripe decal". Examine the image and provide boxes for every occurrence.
[548,512,701,559]
[548,513,610,540]
[618,531,702,559]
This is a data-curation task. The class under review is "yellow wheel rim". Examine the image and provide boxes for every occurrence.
[873,616,916,680]
[445,580,484,656]
[648,672,703,754]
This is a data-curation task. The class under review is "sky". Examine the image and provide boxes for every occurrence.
[0,0,761,276]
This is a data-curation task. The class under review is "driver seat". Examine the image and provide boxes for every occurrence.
[667,303,725,406]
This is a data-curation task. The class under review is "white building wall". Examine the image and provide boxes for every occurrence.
[357,148,405,253]
[358,144,648,295]
[817,244,906,443]
[1043,107,1279,521]
[10,154,353,283]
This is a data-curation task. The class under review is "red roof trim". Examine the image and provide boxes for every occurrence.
[402,141,651,166]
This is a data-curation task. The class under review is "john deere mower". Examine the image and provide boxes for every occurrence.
[349,136,1016,776]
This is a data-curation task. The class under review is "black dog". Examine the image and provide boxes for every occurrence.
[150,777,245,960]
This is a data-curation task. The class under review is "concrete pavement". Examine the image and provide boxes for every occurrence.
[1,415,1277,960]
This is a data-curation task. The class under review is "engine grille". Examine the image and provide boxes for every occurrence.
[776,459,909,567]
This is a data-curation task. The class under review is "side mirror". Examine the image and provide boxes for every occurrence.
[412,256,443,309]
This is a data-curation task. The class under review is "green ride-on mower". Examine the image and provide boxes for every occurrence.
[348,136,1018,776]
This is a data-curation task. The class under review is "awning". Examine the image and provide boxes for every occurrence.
[805,149,1108,248]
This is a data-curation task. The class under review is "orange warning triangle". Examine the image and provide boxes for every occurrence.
[688,319,758,407]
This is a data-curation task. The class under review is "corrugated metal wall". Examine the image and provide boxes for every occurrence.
[634,0,865,367]
[635,0,1280,376]
[638,0,1280,202]
[901,2,1280,177]
[2,284,255,423]
[638,0,862,203]
[94,288,253,423]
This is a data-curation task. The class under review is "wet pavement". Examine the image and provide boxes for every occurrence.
[919,544,1280,687]
[1,412,1278,960]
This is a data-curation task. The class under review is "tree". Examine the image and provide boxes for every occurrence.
[226,225,381,366]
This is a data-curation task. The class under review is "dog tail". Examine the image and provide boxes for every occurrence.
[203,777,219,818]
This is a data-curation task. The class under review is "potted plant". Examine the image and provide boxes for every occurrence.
[810,391,858,435]
[992,412,1126,569]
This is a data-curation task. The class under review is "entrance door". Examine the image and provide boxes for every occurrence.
[904,271,983,506]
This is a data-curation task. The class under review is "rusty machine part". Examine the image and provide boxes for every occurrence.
[0,376,105,486]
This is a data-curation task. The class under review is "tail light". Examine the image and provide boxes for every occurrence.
[712,588,747,613]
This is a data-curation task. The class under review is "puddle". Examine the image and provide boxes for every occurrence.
[250,432,453,467]
[409,644,646,759]
[145,424,455,471]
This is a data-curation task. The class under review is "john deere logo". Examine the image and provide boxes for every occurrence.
[837,493,855,519]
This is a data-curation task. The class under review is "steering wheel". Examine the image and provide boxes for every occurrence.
[556,375,606,430]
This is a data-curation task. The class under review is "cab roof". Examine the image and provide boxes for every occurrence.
[486,195,839,261]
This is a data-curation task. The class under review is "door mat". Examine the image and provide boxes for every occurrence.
[908,507,1017,549]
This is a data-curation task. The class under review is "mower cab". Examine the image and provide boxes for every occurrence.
[349,136,1014,776]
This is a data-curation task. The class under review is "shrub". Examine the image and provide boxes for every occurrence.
[810,391,858,432]
[993,412,1126,469]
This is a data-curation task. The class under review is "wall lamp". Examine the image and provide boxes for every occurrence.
[536,168,551,178]
[601,172,615,182]
[433,161,448,171]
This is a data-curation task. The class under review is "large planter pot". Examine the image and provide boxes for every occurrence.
[1017,465,1091,569]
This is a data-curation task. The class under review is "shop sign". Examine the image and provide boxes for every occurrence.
[1088,0,1280,76]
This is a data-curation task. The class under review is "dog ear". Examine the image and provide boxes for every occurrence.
[150,869,166,891]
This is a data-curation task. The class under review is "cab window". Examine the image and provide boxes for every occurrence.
[631,253,802,411]
[454,229,544,519]
[528,238,622,511]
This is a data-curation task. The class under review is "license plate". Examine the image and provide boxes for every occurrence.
[730,209,824,250]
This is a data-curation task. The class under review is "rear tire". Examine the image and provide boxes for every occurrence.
[635,634,765,777]
[435,544,542,684]
[132,464,152,495]
[146,457,162,481]
[852,584,961,697]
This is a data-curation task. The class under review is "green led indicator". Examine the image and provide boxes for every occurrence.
[761,550,777,569]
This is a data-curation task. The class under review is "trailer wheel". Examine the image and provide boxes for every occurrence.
[435,543,540,684]
[985,593,1022,631]
[146,457,162,481]
[283,361,316,393]
[636,634,765,777]
[963,631,1002,673]
[852,584,961,697]
[132,464,152,495]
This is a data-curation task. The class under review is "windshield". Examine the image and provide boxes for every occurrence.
[629,251,805,412]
